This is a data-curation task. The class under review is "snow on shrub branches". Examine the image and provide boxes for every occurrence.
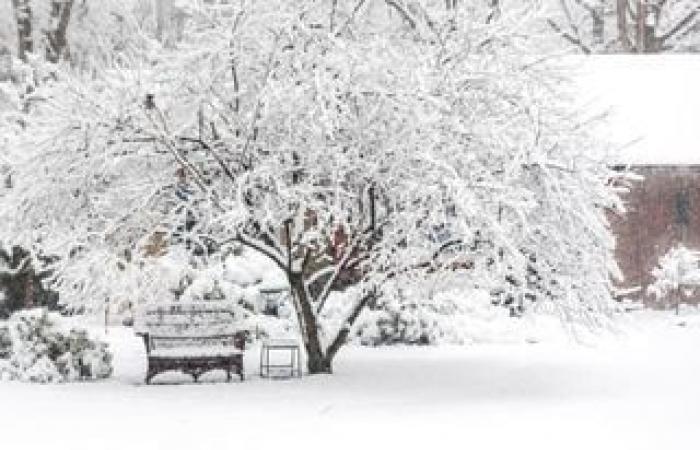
[648,245,700,302]
[0,309,112,383]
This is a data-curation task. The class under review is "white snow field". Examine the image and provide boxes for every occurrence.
[1,311,699,450]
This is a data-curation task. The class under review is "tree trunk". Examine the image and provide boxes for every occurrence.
[11,0,33,62]
[155,0,174,45]
[486,0,500,24]
[45,0,75,63]
[636,0,646,52]
[616,0,632,51]
[305,343,333,374]
[289,274,334,374]
[592,0,605,47]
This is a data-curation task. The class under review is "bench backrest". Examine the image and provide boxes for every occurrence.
[135,301,246,352]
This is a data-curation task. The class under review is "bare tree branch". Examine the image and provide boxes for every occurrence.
[547,19,593,53]
[659,9,699,43]
[384,0,417,29]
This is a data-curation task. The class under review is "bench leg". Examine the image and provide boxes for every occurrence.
[145,368,157,385]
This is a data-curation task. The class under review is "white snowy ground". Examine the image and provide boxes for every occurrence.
[1,311,699,450]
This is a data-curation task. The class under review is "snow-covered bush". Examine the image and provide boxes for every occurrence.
[355,289,462,346]
[350,287,568,346]
[648,245,700,311]
[121,244,295,341]
[0,309,112,383]
[353,288,512,346]
[181,253,296,341]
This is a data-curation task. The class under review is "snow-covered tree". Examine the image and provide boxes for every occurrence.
[1,0,156,66]
[2,0,625,373]
[648,245,700,314]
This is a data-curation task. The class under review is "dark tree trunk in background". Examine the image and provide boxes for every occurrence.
[485,0,501,24]
[11,0,33,62]
[592,0,605,47]
[45,0,75,63]
[616,0,632,51]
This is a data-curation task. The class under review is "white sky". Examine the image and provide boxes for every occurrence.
[573,54,700,165]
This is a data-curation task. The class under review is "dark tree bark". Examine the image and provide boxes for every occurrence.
[289,274,333,374]
[45,0,75,63]
[591,0,605,46]
[486,0,501,24]
[288,271,377,374]
[11,0,33,62]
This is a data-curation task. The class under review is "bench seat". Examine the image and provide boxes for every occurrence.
[149,346,243,359]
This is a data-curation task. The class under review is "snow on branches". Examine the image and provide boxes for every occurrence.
[2,0,625,373]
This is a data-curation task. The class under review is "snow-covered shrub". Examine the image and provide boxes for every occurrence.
[0,309,112,383]
[174,246,295,339]
[351,287,488,346]
[648,245,700,310]
[124,245,296,342]
[354,290,460,346]
[351,288,566,346]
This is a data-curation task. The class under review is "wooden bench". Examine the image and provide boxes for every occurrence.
[135,302,246,384]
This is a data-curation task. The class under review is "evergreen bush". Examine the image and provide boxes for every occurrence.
[0,309,112,382]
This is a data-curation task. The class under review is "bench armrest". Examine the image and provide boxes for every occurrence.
[135,332,151,354]
[234,330,248,351]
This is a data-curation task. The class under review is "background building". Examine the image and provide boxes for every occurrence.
[578,55,700,306]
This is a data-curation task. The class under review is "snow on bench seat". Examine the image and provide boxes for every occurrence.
[135,301,247,384]
[149,346,243,359]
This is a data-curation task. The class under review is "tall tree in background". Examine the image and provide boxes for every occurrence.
[9,0,77,64]
[11,0,33,61]
[3,0,154,67]
[547,0,700,53]
[44,0,74,63]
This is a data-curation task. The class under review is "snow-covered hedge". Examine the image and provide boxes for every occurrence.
[348,287,572,346]
[0,309,112,383]
[354,293,459,346]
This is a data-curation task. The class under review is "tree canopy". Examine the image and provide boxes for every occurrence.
[1,0,627,372]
